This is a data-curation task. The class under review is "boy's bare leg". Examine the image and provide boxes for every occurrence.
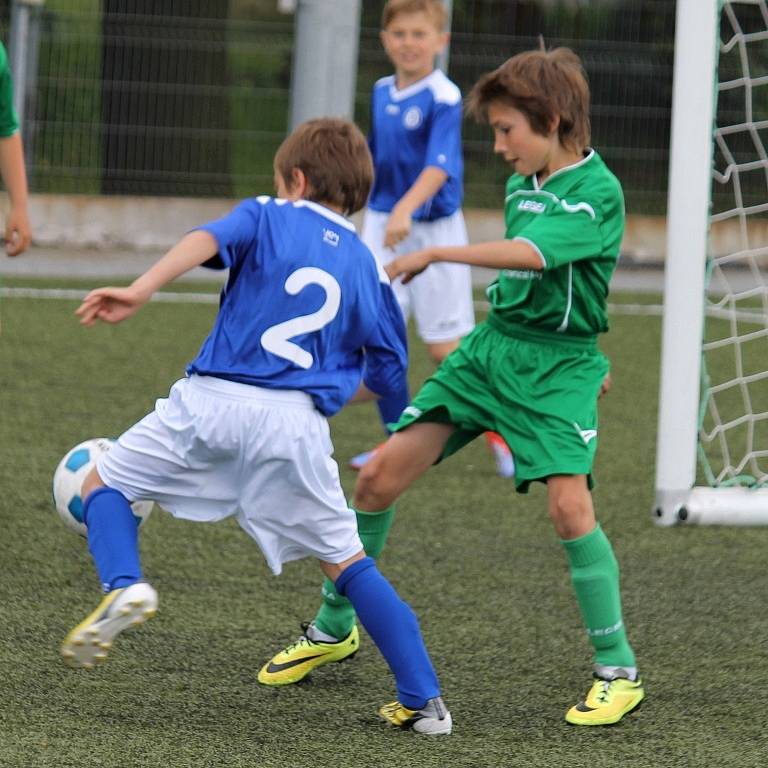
[424,339,458,365]
[546,475,596,539]
[354,422,454,511]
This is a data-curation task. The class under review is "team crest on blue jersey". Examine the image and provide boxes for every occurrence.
[323,228,340,246]
[403,106,423,129]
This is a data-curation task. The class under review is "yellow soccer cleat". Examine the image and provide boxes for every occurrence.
[258,623,359,685]
[61,582,158,669]
[378,697,452,735]
[565,675,644,726]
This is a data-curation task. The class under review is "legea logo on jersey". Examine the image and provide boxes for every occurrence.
[385,103,400,115]
[403,106,423,129]
[517,199,546,214]
[503,268,542,281]
[573,422,598,445]
[323,228,340,247]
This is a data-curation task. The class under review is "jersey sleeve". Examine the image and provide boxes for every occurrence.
[0,45,19,138]
[513,194,613,270]
[194,198,266,270]
[424,100,463,180]
[361,281,409,399]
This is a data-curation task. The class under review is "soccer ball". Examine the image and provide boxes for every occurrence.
[52,437,153,537]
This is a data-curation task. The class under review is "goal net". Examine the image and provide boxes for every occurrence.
[654,0,768,525]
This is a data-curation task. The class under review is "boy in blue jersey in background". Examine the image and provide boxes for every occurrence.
[350,0,512,478]
[62,118,452,736]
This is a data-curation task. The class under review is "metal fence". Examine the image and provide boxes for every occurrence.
[5,0,680,212]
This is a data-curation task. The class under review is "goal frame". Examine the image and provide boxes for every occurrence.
[653,0,768,525]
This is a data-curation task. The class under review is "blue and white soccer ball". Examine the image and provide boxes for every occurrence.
[52,437,153,537]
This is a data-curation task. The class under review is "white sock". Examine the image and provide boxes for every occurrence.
[594,664,638,682]
[306,623,340,643]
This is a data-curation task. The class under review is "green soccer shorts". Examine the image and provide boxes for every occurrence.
[392,322,610,493]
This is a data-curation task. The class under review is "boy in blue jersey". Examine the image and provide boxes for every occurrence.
[351,0,512,476]
[257,0,509,691]
[61,118,452,736]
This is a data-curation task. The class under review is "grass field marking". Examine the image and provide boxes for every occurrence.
[2,286,665,316]
[0,287,220,304]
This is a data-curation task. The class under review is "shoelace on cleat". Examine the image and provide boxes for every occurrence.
[280,621,320,654]
[282,634,313,655]
[595,679,612,704]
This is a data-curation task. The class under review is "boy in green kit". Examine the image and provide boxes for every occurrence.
[262,47,643,729]
[0,41,31,256]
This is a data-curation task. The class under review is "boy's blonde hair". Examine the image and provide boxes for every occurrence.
[467,47,591,153]
[273,118,373,216]
[382,0,448,30]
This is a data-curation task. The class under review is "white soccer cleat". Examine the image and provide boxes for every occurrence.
[61,582,158,669]
[378,696,453,735]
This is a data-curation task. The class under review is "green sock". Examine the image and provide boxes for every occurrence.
[561,524,636,669]
[313,505,395,639]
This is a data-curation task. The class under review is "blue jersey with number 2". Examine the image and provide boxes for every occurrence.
[187,197,408,416]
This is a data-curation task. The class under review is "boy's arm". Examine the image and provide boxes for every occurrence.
[384,166,448,248]
[385,239,543,284]
[0,132,31,256]
[360,280,409,399]
[348,382,381,404]
[76,231,219,326]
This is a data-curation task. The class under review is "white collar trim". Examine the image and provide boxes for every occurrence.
[533,149,595,190]
[388,70,440,102]
[292,200,356,232]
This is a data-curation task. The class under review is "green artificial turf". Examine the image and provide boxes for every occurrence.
[1,279,767,767]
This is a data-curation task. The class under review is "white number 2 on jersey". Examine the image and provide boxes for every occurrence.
[260,267,341,369]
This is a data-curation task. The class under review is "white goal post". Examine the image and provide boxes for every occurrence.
[654,0,768,525]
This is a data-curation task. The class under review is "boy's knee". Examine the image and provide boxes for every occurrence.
[548,484,595,539]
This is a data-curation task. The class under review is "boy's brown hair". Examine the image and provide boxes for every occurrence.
[467,47,591,153]
[382,0,448,30]
[274,118,373,216]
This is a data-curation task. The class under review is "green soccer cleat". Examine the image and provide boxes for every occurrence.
[61,582,158,669]
[565,675,644,726]
[378,696,453,735]
[257,622,359,685]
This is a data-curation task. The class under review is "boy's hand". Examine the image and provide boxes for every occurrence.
[599,372,612,398]
[384,206,412,249]
[75,285,152,326]
[5,205,32,256]
[385,248,433,285]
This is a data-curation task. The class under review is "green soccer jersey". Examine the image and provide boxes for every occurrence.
[0,42,19,138]
[486,150,624,340]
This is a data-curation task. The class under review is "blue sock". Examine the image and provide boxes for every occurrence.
[376,382,410,433]
[335,557,440,710]
[83,487,143,593]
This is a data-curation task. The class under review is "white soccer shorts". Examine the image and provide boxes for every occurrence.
[96,375,362,575]
[362,208,475,344]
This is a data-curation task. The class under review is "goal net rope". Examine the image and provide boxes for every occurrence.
[699,0,768,488]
